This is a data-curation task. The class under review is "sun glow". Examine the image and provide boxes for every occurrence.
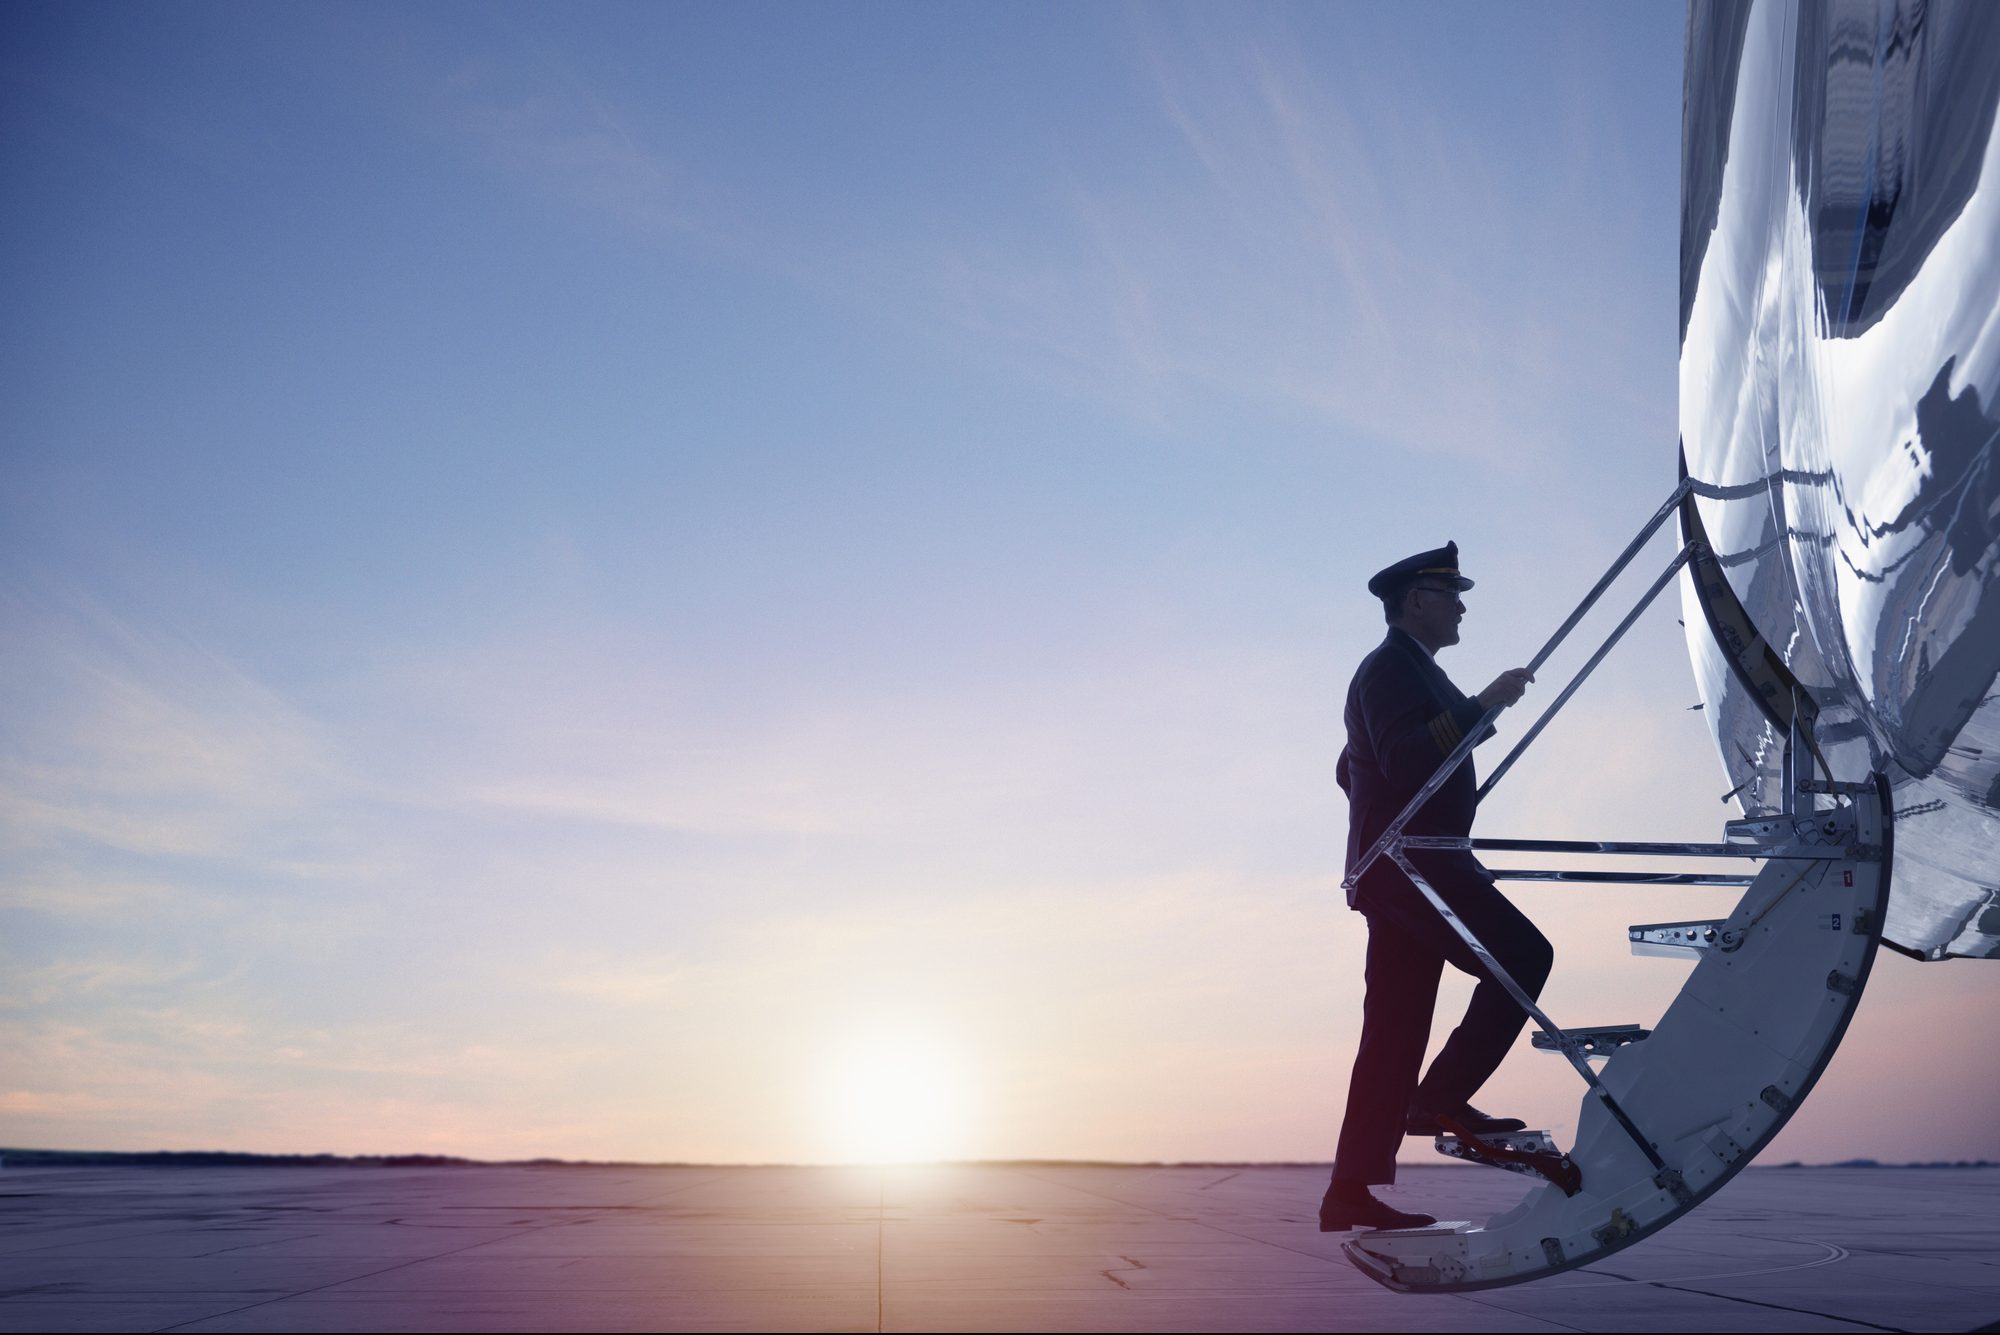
[819,1027,971,1164]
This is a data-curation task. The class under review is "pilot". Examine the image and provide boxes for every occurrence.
[1320,542,1553,1232]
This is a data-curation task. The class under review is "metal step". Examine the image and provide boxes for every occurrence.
[1432,1129,1582,1195]
[1531,1024,1651,1058]
[1629,920,1736,958]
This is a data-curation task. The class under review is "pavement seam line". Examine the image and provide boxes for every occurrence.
[1645,1279,1908,1333]
[1560,1239,1849,1287]
[1454,1290,1590,1333]
[147,1220,551,1333]
[1006,1167,1368,1269]
[148,1169,736,1334]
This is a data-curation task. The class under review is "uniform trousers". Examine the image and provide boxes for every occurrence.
[1331,854,1554,1186]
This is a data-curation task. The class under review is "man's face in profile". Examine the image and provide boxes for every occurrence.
[1405,582,1465,649]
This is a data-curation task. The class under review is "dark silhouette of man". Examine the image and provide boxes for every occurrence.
[1320,542,1551,1233]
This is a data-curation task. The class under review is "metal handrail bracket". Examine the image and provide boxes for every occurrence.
[1400,836,1843,861]
[1488,870,1756,886]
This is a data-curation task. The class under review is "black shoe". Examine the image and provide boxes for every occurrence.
[1405,1103,1528,1137]
[1318,1187,1438,1233]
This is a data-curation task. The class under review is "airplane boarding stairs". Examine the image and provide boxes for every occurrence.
[1343,783,1892,1291]
[1335,479,1895,1292]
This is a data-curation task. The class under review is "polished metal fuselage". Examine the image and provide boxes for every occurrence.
[1680,0,2000,959]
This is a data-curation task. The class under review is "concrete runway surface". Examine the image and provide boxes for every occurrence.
[1,1162,1995,1332]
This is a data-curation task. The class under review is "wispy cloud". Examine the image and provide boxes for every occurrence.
[401,7,1666,464]
[436,55,700,242]
[787,8,1666,466]
[521,867,1358,1163]
[3,955,206,1008]
[9,4,1965,1169]
[0,1001,598,1157]
[0,586,348,863]
[386,630,1336,867]
[0,872,214,923]
[0,574,1344,1159]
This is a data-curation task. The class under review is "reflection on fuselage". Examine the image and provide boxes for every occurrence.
[1680,0,2000,959]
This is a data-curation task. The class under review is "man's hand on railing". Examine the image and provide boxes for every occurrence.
[1478,668,1537,711]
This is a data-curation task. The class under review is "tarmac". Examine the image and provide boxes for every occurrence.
[1,1162,1995,1332]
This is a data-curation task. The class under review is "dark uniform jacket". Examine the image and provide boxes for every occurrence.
[1337,628,1493,911]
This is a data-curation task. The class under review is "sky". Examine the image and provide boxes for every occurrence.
[3,1,1992,1168]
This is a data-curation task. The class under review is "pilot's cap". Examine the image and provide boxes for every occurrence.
[1367,541,1475,599]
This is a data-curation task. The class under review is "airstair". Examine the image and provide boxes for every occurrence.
[1338,478,1893,1292]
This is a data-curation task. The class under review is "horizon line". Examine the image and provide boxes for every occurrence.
[5,1147,1992,1172]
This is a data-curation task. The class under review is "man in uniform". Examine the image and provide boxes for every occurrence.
[1320,542,1552,1233]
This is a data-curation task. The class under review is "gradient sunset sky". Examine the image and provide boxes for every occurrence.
[5,2,1993,1167]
